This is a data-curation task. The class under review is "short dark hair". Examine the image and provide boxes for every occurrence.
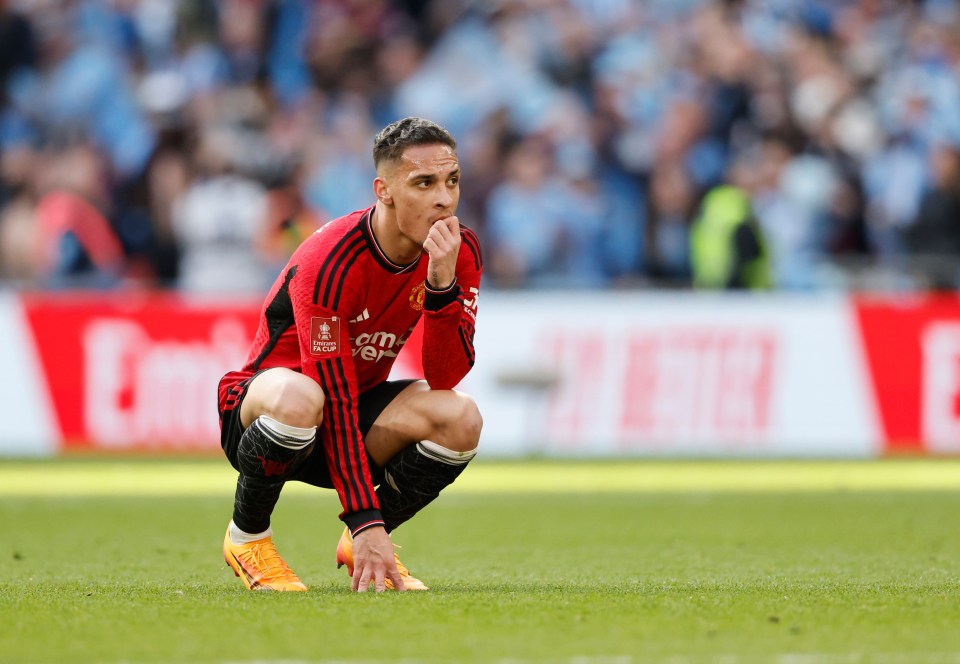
[373,117,457,169]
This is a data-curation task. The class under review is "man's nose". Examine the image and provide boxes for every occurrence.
[435,187,453,207]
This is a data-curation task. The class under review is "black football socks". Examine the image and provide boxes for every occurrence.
[376,440,477,533]
[231,416,316,535]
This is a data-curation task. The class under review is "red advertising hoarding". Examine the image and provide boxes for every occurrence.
[22,293,258,451]
[853,293,960,454]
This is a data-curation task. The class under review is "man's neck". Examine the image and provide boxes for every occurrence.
[371,201,421,266]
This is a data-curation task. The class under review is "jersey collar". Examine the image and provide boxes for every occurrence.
[361,206,421,274]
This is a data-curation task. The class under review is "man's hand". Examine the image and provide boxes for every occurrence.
[352,527,405,592]
[423,216,461,290]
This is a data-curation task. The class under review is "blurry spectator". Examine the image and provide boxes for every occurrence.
[541,89,644,284]
[453,108,512,244]
[302,98,378,219]
[259,169,324,274]
[690,184,770,290]
[170,131,271,294]
[141,147,189,285]
[0,134,38,282]
[33,145,125,288]
[824,173,871,258]
[553,160,609,287]
[903,142,960,288]
[735,130,837,290]
[0,2,38,215]
[810,105,873,258]
[646,162,695,285]
[217,0,267,85]
[0,195,33,281]
[592,161,646,285]
[34,190,124,288]
[0,0,38,109]
[862,134,927,256]
[485,137,568,287]
[110,142,190,287]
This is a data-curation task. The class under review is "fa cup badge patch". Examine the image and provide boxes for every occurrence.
[310,316,340,354]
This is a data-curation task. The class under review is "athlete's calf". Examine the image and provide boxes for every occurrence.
[376,391,482,532]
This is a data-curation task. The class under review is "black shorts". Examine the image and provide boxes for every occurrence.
[219,374,417,489]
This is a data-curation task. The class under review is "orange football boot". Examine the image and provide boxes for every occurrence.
[223,526,307,592]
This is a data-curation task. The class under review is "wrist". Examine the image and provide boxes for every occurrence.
[424,278,459,310]
[342,509,384,537]
[425,276,455,291]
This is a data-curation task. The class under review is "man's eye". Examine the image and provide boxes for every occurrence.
[449,177,459,186]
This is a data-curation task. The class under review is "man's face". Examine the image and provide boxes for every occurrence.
[380,143,460,246]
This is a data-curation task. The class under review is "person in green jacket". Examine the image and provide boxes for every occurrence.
[690,184,771,290]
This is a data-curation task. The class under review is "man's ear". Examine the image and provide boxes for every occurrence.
[373,177,393,205]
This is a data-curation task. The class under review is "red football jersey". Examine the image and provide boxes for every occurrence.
[219,206,482,530]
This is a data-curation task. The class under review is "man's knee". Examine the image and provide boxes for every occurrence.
[263,375,325,429]
[435,392,482,453]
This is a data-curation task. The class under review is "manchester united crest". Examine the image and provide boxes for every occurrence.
[409,281,425,311]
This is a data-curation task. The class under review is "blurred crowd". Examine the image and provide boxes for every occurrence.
[1,0,960,293]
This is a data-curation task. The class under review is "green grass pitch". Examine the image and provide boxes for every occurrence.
[2,458,959,663]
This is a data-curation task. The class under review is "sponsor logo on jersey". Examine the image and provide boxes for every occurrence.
[310,316,340,354]
[351,326,414,363]
[409,282,425,311]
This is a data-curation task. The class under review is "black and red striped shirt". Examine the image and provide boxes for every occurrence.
[219,206,482,532]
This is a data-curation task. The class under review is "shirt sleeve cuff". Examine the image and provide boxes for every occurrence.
[424,278,460,311]
[342,509,385,537]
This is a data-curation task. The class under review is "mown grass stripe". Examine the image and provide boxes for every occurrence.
[0,459,957,496]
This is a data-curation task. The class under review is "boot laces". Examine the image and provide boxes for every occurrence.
[240,540,297,582]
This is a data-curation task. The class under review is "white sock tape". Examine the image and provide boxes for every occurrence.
[258,415,316,449]
[417,439,477,465]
